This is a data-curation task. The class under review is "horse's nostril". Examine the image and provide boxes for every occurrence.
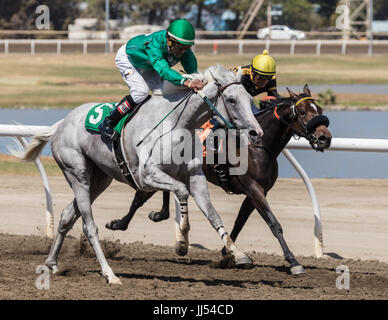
[249,130,258,137]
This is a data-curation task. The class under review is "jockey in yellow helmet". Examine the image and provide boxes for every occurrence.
[205,50,281,154]
[232,50,281,113]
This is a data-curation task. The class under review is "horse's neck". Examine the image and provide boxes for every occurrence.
[172,84,217,133]
[256,107,293,158]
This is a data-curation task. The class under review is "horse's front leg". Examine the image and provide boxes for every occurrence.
[173,193,190,256]
[188,171,251,265]
[149,191,170,222]
[105,190,156,231]
[220,196,255,266]
[139,167,191,256]
[246,183,306,275]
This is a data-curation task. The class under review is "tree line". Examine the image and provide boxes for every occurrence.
[1,0,387,32]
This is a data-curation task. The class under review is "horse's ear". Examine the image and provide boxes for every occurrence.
[303,84,311,96]
[287,87,298,101]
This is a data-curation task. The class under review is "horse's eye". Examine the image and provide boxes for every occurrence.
[227,98,236,104]
[299,109,306,116]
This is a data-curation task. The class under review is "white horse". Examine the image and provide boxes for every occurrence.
[12,64,263,284]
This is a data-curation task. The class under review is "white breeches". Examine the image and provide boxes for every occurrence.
[115,44,163,104]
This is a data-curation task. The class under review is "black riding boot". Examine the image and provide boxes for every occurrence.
[207,130,233,193]
[98,95,136,139]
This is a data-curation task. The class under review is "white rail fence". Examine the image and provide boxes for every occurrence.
[1,123,388,257]
[0,125,54,239]
[1,39,388,55]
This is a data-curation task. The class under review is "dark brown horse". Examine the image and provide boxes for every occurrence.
[105,85,332,275]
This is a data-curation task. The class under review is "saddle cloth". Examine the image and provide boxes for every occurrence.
[196,119,223,157]
[84,102,129,134]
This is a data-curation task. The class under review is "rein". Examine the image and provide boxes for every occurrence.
[275,97,329,135]
[136,90,194,147]
[136,80,241,147]
[198,81,241,130]
[258,96,329,150]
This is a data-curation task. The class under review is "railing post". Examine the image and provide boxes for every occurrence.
[282,149,323,258]
[238,41,243,55]
[109,40,114,54]
[316,40,321,56]
[31,40,35,55]
[290,39,295,55]
[83,40,87,54]
[57,40,61,55]
[212,42,218,55]
[17,137,54,239]
[5,40,9,54]
[341,39,347,55]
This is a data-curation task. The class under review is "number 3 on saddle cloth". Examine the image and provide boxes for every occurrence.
[196,118,234,194]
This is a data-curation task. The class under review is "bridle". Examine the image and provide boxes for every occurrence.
[204,80,242,130]
[263,96,330,151]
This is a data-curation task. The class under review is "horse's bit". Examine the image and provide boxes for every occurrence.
[273,96,330,151]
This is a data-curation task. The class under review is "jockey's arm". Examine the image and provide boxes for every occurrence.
[145,37,202,90]
[145,39,188,86]
[180,49,198,74]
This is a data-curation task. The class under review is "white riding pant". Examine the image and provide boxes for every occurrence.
[115,44,163,104]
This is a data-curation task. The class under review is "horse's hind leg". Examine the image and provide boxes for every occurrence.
[105,190,157,231]
[47,159,120,284]
[229,196,255,242]
[45,199,80,273]
[46,169,112,273]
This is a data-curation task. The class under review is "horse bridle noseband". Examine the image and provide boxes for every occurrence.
[272,96,330,150]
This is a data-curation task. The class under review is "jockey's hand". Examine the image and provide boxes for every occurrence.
[184,79,205,92]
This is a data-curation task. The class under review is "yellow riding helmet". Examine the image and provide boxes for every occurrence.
[251,50,276,77]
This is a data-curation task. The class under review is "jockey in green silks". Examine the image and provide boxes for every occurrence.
[99,19,205,138]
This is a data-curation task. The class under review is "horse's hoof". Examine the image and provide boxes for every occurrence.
[108,275,122,285]
[175,241,188,256]
[235,255,253,267]
[46,261,58,274]
[290,265,306,275]
[105,219,127,231]
[148,211,169,222]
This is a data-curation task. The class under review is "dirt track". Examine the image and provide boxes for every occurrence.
[0,175,388,299]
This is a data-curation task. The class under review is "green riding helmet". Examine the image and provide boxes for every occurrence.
[167,19,195,46]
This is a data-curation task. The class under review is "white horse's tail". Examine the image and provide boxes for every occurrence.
[10,119,64,161]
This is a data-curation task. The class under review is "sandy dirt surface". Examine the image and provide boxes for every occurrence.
[0,175,387,299]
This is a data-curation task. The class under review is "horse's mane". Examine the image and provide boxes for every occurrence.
[161,64,242,96]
